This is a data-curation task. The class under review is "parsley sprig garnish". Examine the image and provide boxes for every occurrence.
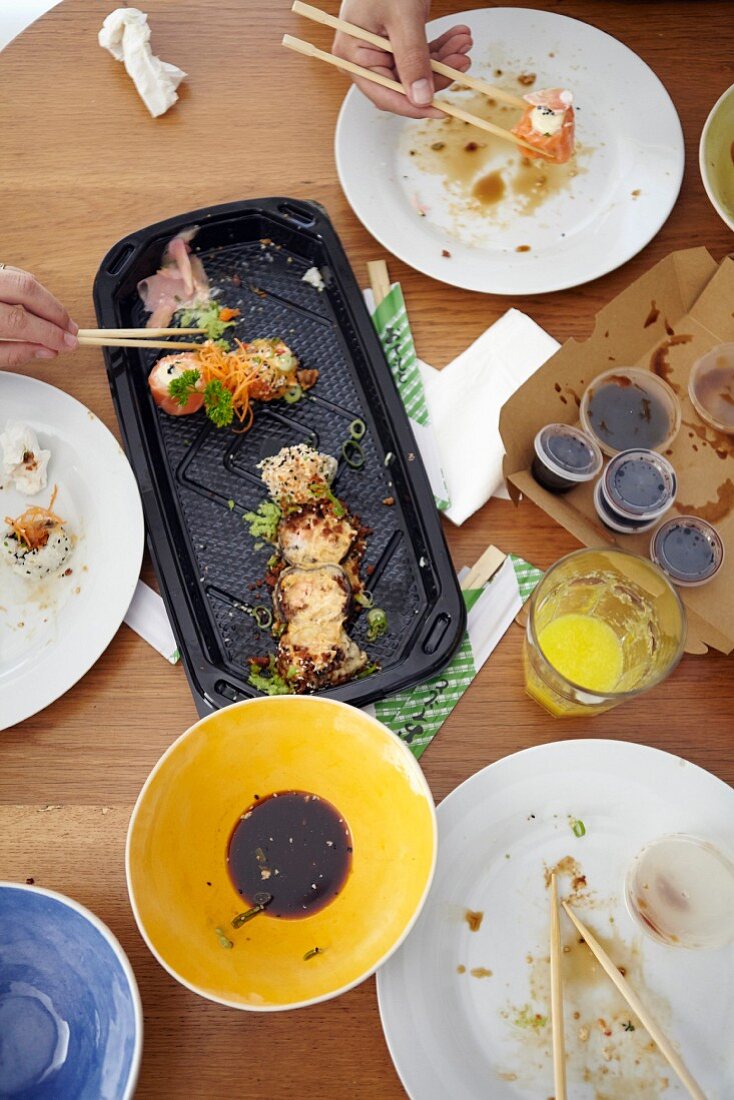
[166,369,234,429]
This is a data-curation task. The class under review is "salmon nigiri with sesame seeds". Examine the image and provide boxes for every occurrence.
[511,88,575,164]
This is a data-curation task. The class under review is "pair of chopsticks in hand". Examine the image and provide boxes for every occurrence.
[283,2,541,156]
[549,875,706,1100]
[77,328,205,351]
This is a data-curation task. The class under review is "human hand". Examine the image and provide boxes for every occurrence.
[0,266,78,368]
[333,0,472,118]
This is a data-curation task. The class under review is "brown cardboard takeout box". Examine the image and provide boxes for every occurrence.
[501,247,734,655]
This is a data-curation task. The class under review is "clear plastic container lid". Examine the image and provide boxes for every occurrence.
[580,367,681,456]
[688,343,734,435]
[602,449,677,519]
[650,516,725,586]
[534,423,603,482]
[593,480,659,534]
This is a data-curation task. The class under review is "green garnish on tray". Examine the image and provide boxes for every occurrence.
[248,656,293,696]
[177,300,238,341]
[366,607,388,641]
[243,501,282,542]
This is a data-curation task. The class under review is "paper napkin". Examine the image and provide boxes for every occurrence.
[366,289,559,525]
[99,8,186,118]
[124,580,180,663]
[419,309,560,524]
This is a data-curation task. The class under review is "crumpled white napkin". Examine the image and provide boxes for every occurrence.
[99,7,186,118]
[418,309,559,524]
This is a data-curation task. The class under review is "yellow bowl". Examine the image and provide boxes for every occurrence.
[126,697,436,1010]
[700,83,734,232]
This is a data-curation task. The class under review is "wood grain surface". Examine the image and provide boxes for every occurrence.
[0,2,733,1097]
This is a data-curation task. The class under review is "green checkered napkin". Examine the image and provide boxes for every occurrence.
[371,284,450,511]
[373,555,543,758]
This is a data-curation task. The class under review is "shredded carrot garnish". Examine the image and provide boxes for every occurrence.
[5,485,64,551]
[196,340,259,429]
[218,307,241,322]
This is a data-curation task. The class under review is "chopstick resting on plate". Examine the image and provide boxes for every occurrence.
[549,874,567,1100]
[291,1,526,110]
[561,901,706,1100]
[281,35,544,156]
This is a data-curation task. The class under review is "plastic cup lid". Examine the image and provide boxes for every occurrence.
[603,449,677,518]
[650,516,725,585]
[534,423,603,482]
[593,479,659,534]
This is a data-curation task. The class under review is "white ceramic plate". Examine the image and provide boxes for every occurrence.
[336,8,684,294]
[377,740,734,1099]
[0,373,144,730]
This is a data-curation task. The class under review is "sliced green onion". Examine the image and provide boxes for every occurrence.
[342,439,364,469]
[366,607,388,641]
[283,384,303,404]
[349,418,366,440]
[571,818,586,838]
[215,926,234,948]
[253,606,273,630]
[354,590,374,609]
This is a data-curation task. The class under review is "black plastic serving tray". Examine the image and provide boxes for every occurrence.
[94,198,465,716]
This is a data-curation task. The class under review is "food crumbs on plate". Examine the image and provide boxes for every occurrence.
[441,249,451,258]
[631,189,641,197]
[382,496,395,506]
[514,1004,548,1030]
[227,499,235,511]
[456,964,466,974]
[470,967,492,978]
[464,909,484,932]
[303,946,324,960]
[515,245,532,253]
[517,72,536,86]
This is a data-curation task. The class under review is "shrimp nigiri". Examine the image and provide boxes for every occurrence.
[511,88,575,164]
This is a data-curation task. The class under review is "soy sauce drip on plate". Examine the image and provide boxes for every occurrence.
[227,791,353,919]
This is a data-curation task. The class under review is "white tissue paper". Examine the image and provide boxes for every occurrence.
[99,7,186,118]
[419,309,560,525]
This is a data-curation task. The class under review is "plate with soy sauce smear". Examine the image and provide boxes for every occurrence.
[126,696,436,1010]
[377,740,734,1100]
[336,8,684,294]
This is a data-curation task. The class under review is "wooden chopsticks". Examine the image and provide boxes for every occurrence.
[78,328,206,338]
[291,1,526,110]
[77,327,206,351]
[281,34,542,157]
[561,901,706,1100]
[549,875,567,1100]
[461,545,506,591]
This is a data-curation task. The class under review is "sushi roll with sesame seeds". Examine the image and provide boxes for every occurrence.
[2,487,72,579]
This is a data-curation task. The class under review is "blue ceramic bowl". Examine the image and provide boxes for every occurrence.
[0,883,142,1099]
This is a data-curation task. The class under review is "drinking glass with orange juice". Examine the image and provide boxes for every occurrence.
[524,547,686,717]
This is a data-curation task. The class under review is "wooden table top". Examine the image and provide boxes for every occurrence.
[1,2,733,1096]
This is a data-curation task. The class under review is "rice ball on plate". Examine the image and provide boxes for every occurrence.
[2,526,72,579]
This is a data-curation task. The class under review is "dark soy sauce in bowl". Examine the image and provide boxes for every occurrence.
[227,791,352,919]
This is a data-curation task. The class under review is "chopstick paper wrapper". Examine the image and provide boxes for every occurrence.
[124,580,180,663]
[365,284,450,511]
[367,554,542,758]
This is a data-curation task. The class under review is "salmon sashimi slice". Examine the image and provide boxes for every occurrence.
[511,88,575,163]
